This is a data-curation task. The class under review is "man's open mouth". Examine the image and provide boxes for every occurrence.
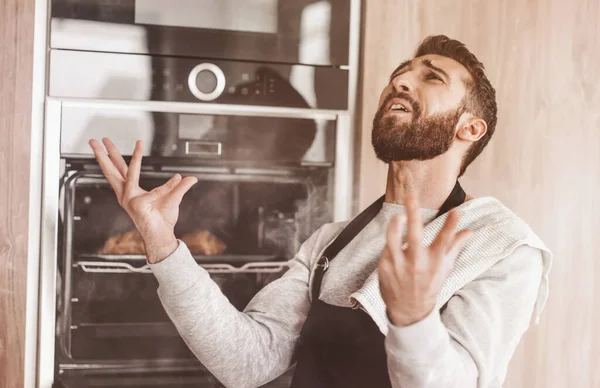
[390,104,409,112]
[386,98,412,113]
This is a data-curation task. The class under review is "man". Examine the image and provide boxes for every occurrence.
[89,35,551,387]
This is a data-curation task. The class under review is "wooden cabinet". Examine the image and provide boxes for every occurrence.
[0,0,36,387]
[357,1,600,387]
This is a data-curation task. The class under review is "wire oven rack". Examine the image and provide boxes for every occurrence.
[75,254,291,274]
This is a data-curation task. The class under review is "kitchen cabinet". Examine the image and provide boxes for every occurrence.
[0,0,37,387]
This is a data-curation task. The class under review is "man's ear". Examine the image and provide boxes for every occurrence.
[456,114,487,142]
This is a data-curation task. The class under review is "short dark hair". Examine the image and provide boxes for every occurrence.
[414,35,498,177]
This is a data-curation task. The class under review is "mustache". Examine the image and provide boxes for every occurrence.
[380,91,421,116]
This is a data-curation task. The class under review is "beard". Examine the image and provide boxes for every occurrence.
[371,93,464,163]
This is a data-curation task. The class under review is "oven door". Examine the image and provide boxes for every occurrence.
[50,0,351,66]
[54,168,329,387]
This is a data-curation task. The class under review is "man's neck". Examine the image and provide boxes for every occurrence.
[384,158,462,210]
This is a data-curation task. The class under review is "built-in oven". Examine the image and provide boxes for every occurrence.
[39,99,353,387]
[49,0,352,110]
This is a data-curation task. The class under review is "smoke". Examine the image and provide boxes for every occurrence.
[259,177,333,261]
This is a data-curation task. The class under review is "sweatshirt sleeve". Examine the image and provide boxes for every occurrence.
[385,245,544,388]
[149,226,326,388]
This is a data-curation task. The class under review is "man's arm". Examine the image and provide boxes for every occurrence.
[150,226,326,388]
[385,245,544,387]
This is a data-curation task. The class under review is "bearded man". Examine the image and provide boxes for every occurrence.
[90,35,552,388]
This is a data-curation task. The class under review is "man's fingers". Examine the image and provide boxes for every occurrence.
[147,174,182,200]
[386,214,405,259]
[102,138,128,179]
[405,197,423,255]
[437,229,471,275]
[163,173,183,191]
[447,229,473,258]
[125,140,143,193]
[431,209,460,254]
[162,176,198,205]
[89,139,124,197]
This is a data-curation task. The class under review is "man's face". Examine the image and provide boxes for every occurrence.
[372,54,472,163]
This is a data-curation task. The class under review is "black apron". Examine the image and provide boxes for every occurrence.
[289,182,466,388]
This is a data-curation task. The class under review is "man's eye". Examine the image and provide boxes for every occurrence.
[426,72,442,82]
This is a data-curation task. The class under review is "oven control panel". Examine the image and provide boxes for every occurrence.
[49,50,349,110]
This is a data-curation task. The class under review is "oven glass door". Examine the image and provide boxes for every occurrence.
[55,169,330,386]
[50,0,351,66]
[59,171,325,361]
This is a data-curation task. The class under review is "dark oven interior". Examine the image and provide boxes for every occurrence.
[55,167,331,386]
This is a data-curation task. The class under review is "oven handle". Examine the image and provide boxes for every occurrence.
[75,261,290,274]
[184,141,222,156]
[52,97,340,120]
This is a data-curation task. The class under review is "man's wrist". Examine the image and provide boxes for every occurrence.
[387,303,435,327]
[145,235,179,264]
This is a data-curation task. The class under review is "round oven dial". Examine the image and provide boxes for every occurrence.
[188,63,226,101]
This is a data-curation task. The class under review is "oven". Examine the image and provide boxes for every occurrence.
[39,98,355,387]
[49,0,352,110]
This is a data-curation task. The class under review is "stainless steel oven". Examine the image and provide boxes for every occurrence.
[39,98,356,387]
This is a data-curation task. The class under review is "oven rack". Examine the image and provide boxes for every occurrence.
[74,256,290,274]
[78,253,284,263]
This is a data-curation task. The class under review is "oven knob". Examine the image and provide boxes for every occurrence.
[188,63,226,101]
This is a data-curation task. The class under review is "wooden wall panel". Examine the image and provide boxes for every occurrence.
[0,0,36,387]
[357,1,600,387]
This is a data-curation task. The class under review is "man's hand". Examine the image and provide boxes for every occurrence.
[378,197,472,327]
[89,138,198,263]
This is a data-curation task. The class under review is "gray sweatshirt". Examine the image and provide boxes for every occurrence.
[150,202,544,388]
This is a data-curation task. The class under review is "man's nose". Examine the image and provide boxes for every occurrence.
[392,74,414,94]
